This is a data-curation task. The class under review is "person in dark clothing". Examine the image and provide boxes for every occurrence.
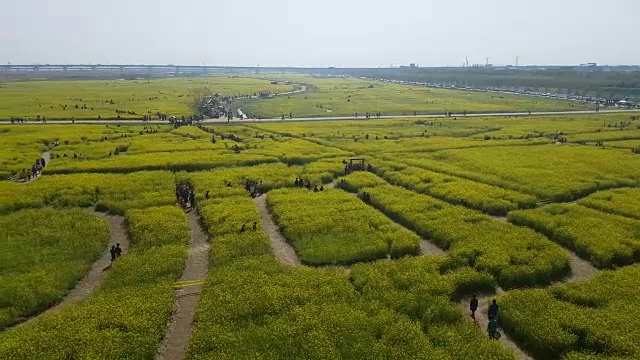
[488,299,499,319]
[240,224,246,233]
[189,192,195,208]
[252,221,257,231]
[313,186,318,192]
[114,243,123,258]
[487,317,499,339]
[110,245,116,262]
[205,190,210,200]
[320,185,324,191]
[470,294,479,320]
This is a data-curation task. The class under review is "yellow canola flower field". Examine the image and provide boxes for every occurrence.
[0,208,109,330]
[0,205,189,359]
[578,187,640,220]
[189,192,517,359]
[371,158,537,215]
[179,159,344,200]
[399,144,640,201]
[267,188,421,265]
[342,172,570,289]
[0,171,176,215]
[501,265,640,360]
[509,204,640,269]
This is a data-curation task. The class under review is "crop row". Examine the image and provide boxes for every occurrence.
[0,205,189,358]
[0,171,176,215]
[578,187,640,220]
[509,204,640,269]
[51,132,230,160]
[43,149,279,174]
[371,158,537,215]
[398,144,640,201]
[179,159,344,200]
[0,208,109,330]
[500,264,640,360]
[0,124,169,179]
[343,172,570,289]
[323,136,551,156]
[266,188,421,265]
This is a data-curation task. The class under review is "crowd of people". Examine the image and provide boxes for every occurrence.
[354,112,382,119]
[294,178,324,192]
[239,222,258,233]
[359,191,372,204]
[9,117,34,123]
[343,159,373,175]
[176,183,196,210]
[109,243,123,262]
[245,180,262,198]
[17,156,47,181]
[469,295,502,340]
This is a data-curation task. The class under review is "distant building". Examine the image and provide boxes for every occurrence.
[616,100,635,108]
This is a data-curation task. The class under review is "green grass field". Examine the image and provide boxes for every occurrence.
[241,75,594,118]
[0,76,293,120]
[0,74,596,121]
[1,109,640,359]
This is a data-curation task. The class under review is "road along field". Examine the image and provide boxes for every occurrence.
[0,112,639,359]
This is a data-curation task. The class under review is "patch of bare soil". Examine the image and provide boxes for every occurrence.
[252,194,301,266]
[156,210,210,360]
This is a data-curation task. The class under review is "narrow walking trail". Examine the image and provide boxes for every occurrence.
[419,239,446,256]
[564,250,599,283]
[18,213,129,327]
[253,194,301,266]
[156,210,210,360]
[460,288,535,360]
[15,151,51,183]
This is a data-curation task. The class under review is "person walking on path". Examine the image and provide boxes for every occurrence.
[488,299,499,320]
[470,294,479,321]
[110,245,116,262]
[114,243,123,259]
[487,317,500,340]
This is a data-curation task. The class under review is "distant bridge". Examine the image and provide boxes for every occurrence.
[0,64,298,73]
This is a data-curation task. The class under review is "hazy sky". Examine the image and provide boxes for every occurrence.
[1,0,638,67]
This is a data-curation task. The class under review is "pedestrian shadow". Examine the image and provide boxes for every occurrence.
[102,264,112,271]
